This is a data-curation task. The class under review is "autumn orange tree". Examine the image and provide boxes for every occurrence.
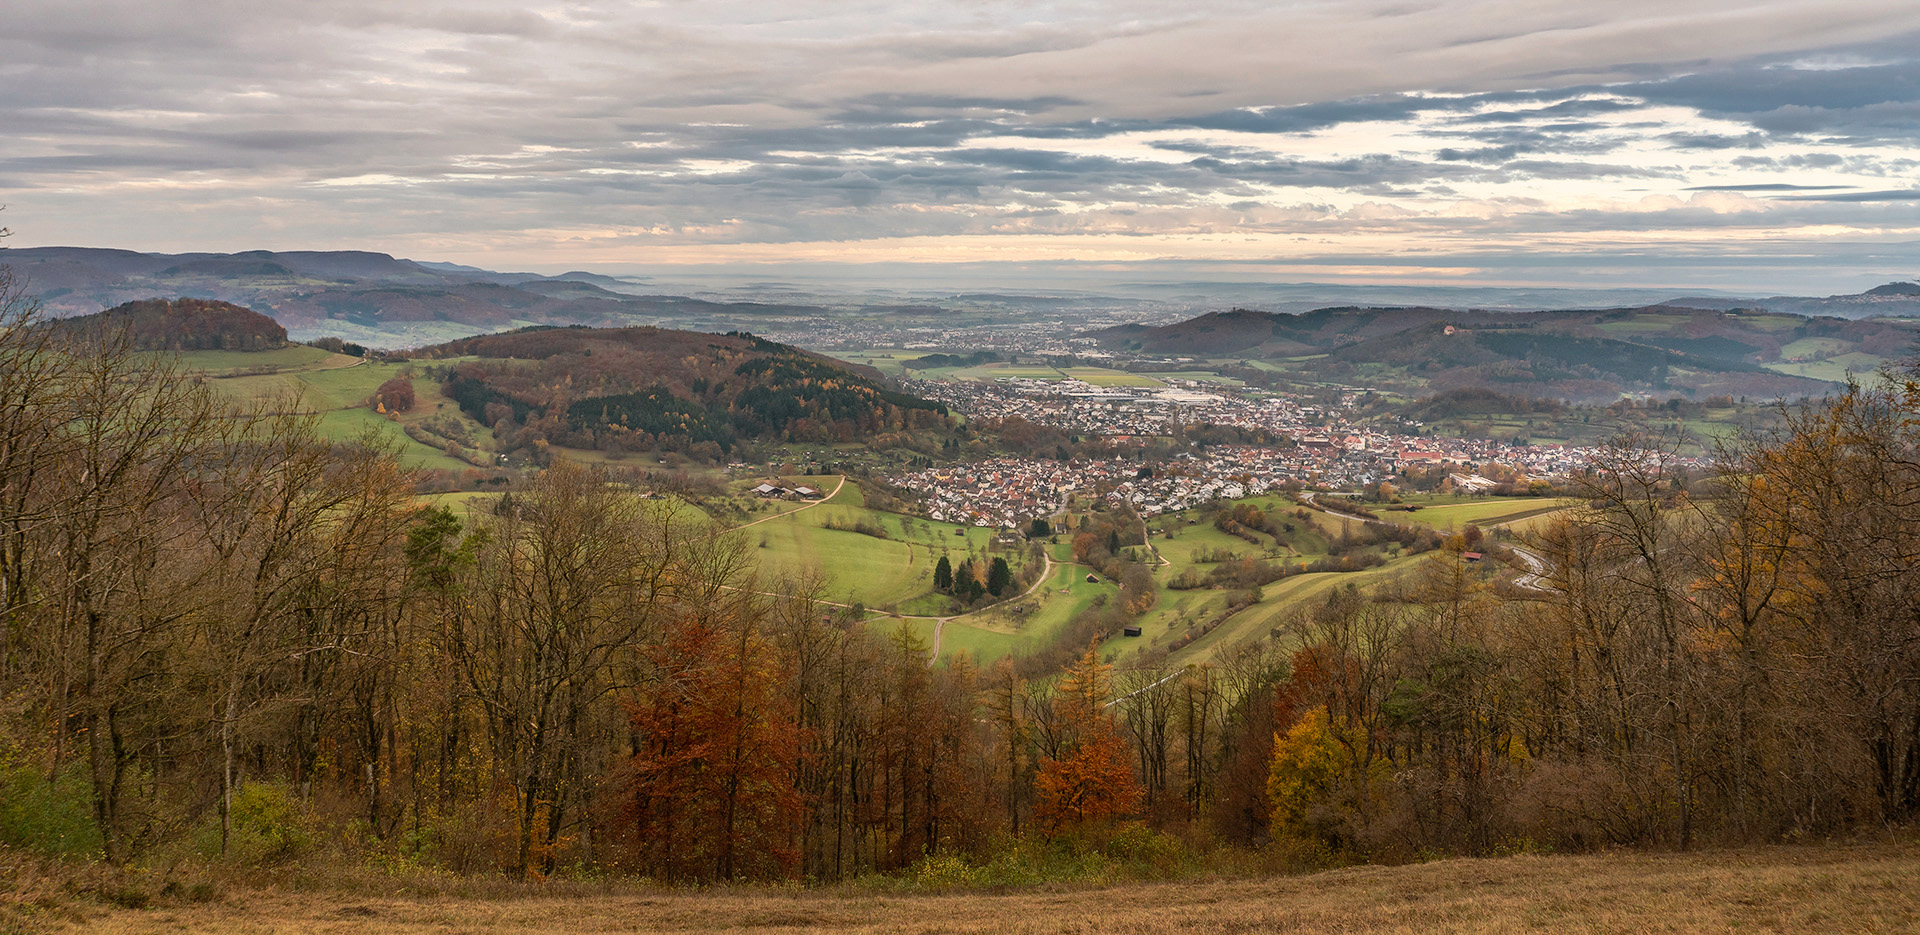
[624,608,803,881]
[1034,644,1141,833]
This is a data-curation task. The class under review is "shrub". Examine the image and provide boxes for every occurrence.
[195,782,315,865]
[0,758,103,859]
[374,375,417,412]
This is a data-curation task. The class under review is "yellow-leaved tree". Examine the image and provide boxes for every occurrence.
[1266,704,1363,850]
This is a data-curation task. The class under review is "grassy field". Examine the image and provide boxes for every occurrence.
[738,479,1044,623]
[1374,498,1577,531]
[1056,366,1162,387]
[1778,336,1850,357]
[178,349,489,472]
[1594,313,1692,334]
[819,349,933,376]
[1765,352,1885,382]
[932,557,1120,663]
[1105,493,1577,667]
[718,481,1127,665]
[734,483,1577,669]
[27,841,1918,934]
[159,345,347,374]
[1169,551,1435,665]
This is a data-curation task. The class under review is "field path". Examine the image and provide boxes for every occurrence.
[712,476,1056,662]
[727,475,847,532]
[927,550,1054,660]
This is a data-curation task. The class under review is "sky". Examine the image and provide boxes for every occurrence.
[5,0,1920,293]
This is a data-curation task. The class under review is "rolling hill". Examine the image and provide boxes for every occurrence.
[45,297,287,351]
[409,326,954,457]
[1,247,850,347]
[1086,304,1915,401]
[1665,280,1920,318]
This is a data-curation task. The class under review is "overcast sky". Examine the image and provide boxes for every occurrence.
[6,0,1920,292]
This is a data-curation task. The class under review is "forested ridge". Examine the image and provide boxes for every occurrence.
[418,326,950,458]
[44,297,287,351]
[2,279,1919,886]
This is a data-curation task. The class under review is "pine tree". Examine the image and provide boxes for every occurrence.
[987,557,1012,596]
[934,554,953,592]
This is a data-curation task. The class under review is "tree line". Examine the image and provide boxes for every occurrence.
[2,279,1915,882]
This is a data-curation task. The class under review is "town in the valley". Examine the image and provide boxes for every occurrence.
[878,370,1703,530]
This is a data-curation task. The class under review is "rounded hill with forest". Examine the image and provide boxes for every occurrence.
[409,325,953,458]
[47,297,287,351]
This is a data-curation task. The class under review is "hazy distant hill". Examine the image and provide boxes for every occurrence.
[1088,304,1914,401]
[0,247,846,347]
[1663,281,1920,318]
[410,325,951,456]
[48,297,286,351]
[10,246,1918,355]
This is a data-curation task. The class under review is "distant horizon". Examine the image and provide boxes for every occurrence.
[11,242,1917,302]
[6,3,1920,294]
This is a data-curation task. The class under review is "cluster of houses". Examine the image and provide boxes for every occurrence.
[750,482,826,501]
[888,432,1707,527]
[911,374,1710,477]
[888,458,1084,527]
[904,377,1232,438]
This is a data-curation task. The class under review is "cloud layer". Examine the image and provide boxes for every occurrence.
[5,1,1920,291]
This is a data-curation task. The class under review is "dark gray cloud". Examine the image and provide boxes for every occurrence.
[1662,131,1770,150]
[1619,58,1920,143]
[1773,189,1920,202]
[1684,183,1853,191]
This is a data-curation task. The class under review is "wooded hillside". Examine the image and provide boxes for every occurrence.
[417,326,950,456]
[47,297,286,351]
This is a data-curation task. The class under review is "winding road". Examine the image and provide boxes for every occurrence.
[1502,543,1559,594]
[1484,512,1563,595]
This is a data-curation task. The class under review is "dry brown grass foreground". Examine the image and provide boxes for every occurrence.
[20,841,1920,935]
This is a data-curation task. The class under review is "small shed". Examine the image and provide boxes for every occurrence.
[1463,551,1483,563]
[1086,573,1100,584]
[1122,625,1143,638]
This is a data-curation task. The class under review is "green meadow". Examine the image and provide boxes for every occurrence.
[1373,496,1578,531]
[180,348,484,471]
[457,474,1577,670]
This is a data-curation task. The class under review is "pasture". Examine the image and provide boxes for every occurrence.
[1766,351,1886,383]
[180,349,489,472]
